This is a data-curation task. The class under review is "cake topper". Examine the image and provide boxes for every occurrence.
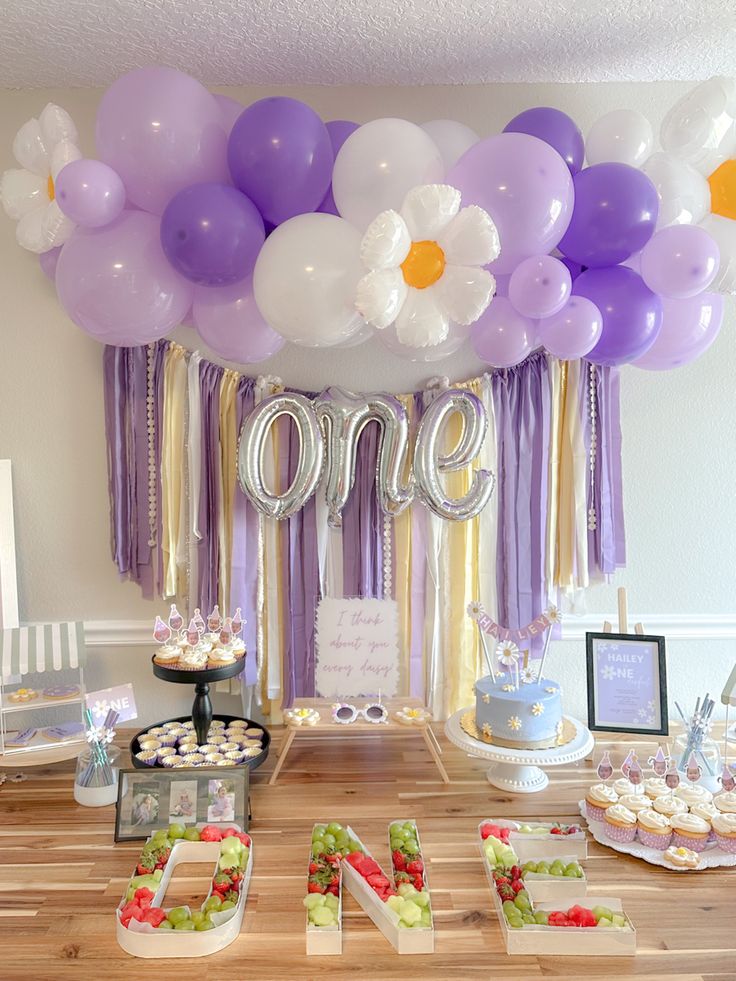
[168,604,184,633]
[647,745,668,777]
[219,618,233,647]
[596,750,613,783]
[665,758,680,794]
[186,618,200,647]
[621,749,634,778]
[193,608,206,634]
[685,751,703,785]
[231,607,244,635]
[719,763,736,793]
[207,605,222,633]
[153,616,171,645]
[628,754,643,788]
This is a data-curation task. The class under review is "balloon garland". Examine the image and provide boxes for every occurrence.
[1,70,733,370]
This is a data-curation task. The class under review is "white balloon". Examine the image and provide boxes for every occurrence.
[585,109,653,167]
[699,213,736,295]
[332,118,444,231]
[661,76,736,175]
[641,152,710,229]
[377,321,471,362]
[253,213,365,348]
[420,120,480,171]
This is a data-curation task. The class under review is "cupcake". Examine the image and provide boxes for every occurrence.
[168,727,188,740]
[224,728,244,740]
[210,719,226,729]
[181,720,195,730]
[179,651,208,671]
[230,637,246,658]
[675,784,713,807]
[182,752,205,766]
[178,742,198,755]
[199,744,217,756]
[604,804,638,843]
[612,778,641,797]
[643,777,670,799]
[208,734,227,746]
[225,750,244,762]
[637,808,673,850]
[670,813,711,852]
[714,791,736,813]
[220,742,240,754]
[153,646,179,667]
[162,755,180,767]
[652,795,688,817]
[135,750,158,766]
[691,800,719,825]
[711,812,736,853]
[157,733,177,747]
[205,752,225,764]
[162,721,181,730]
[229,720,248,729]
[157,746,177,763]
[147,727,166,737]
[245,727,263,738]
[138,738,161,753]
[617,793,651,814]
[242,746,262,758]
[216,758,238,766]
[241,738,262,750]
[585,783,619,822]
[208,649,236,668]
[172,758,190,767]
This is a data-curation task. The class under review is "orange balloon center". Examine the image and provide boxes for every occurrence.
[708,158,736,221]
[47,175,55,201]
[401,240,446,289]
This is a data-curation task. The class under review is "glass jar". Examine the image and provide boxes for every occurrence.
[673,730,722,793]
[74,745,123,806]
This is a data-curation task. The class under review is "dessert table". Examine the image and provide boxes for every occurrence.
[0,725,733,981]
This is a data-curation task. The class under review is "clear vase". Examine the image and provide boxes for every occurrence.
[73,745,124,807]
[673,729,723,793]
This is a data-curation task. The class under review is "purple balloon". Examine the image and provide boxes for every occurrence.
[640,224,720,299]
[634,292,723,370]
[509,255,571,319]
[318,120,359,216]
[56,211,193,346]
[470,297,535,367]
[537,296,603,359]
[214,94,244,134]
[160,182,264,287]
[96,67,229,215]
[55,158,125,228]
[504,107,584,174]
[449,132,574,274]
[39,246,61,281]
[573,265,662,366]
[560,256,583,281]
[559,163,658,268]
[227,97,333,226]
[192,278,285,363]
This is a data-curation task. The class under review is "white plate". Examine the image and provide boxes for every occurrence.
[578,800,736,872]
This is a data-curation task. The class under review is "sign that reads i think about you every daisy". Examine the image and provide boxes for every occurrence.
[585,632,668,736]
[315,598,399,700]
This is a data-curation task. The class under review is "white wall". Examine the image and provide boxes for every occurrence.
[0,81,734,727]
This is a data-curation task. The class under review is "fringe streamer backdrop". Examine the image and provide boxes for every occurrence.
[103,341,625,719]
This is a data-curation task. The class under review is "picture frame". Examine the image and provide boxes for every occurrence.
[114,766,249,841]
[585,632,668,736]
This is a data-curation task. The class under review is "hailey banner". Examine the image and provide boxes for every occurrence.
[103,341,626,718]
[467,602,559,643]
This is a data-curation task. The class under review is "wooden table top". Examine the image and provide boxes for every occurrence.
[0,724,733,981]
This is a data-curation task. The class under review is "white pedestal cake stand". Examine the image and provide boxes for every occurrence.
[445,709,594,794]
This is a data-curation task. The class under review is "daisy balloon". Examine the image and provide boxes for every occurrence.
[355,184,500,347]
[0,103,80,253]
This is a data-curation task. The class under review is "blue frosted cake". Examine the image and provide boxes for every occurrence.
[474,675,563,749]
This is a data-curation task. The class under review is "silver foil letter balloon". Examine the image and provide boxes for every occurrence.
[237,393,324,520]
[414,389,495,521]
[315,386,414,528]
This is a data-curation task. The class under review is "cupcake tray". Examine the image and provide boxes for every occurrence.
[578,801,736,872]
[130,714,270,771]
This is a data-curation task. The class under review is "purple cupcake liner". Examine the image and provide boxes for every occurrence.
[605,821,637,843]
[672,831,709,853]
[714,833,736,854]
[586,801,608,823]
[638,827,672,850]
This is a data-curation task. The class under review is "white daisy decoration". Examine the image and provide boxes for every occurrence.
[355,184,500,348]
[496,641,520,668]
[394,706,432,726]
[284,707,320,727]
[481,693,491,704]
[508,716,522,732]
[467,600,484,621]
[531,702,545,717]
[501,684,515,692]
[481,722,493,741]
[520,665,538,685]
[0,103,81,253]
[601,665,616,681]
[545,605,562,624]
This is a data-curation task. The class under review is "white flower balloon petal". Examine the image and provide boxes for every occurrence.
[401,183,461,240]
[16,208,46,253]
[50,140,82,180]
[360,209,411,270]
[394,287,449,347]
[435,265,495,325]
[0,169,47,219]
[439,205,501,266]
[12,118,48,176]
[39,103,78,147]
[356,267,408,329]
[42,200,75,248]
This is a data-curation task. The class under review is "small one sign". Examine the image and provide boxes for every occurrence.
[585,632,668,735]
[315,597,399,699]
[86,682,138,723]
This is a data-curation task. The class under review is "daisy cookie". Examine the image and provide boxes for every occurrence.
[663,845,700,869]
[9,687,38,703]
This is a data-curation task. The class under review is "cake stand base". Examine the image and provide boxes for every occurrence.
[486,762,549,793]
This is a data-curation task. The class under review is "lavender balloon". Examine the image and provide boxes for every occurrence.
[470,297,534,367]
[318,120,359,216]
[449,132,574,274]
[537,296,603,360]
[160,182,265,286]
[509,255,571,319]
[228,97,333,226]
[213,94,244,134]
[559,163,658,268]
[573,266,662,366]
[504,106,585,174]
[55,159,125,228]
[192,278,285,363]
[634,292,723,370]
[96,67,229,215]
[640,224,720,299]
[56,211,194,345]
[38,246,61,281]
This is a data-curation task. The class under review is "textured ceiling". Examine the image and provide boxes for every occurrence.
[1,0,735,88]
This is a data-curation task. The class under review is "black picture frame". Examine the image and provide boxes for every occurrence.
[585,632,668,736]
[114,765,249,842]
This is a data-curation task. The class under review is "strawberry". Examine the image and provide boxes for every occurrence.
[550,826,562,835]
[325,853,342,865]
[493,874,510,886]
[307,881,325,894]
[224,890,239,904]
[480,823,498,840]
[511,879,525,894]
[308,862,319,875]
[392,850,406,871]
[326,883,339,896]
[394,871,412,884]
[136,862,154,876]
[236,832,251,847]
[413,875,424,891]
[120,902,145,928]
[213,872,232,894]
[357,857,381,878]
[406,859,424,875]
[510,865,523,881]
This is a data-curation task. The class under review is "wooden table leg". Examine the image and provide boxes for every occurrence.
[422,726,450,784]
[268,727,297,785]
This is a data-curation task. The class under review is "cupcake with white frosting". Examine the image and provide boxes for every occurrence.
[675,784,713,807]
[643,777,670,799]
[617,794,651,815]
[604,803,638,843]
[670,812,711,852]
[637,808,673,850]
[652,795,688,817]
[714,791,736,813]
[712,812,736,853]
[612,778,641,797]
[585,783,618,822]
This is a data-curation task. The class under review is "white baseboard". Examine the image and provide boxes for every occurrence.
[69,614,736,648]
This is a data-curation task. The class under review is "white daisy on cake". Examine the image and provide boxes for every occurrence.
[520,665,538,685]
[355,184,500,347]
[531,702,545,716]
[508,716,522,732]
[0,103,80,253]
[496,641,520,667]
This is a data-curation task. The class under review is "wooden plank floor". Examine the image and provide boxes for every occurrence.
[0,724,734,981]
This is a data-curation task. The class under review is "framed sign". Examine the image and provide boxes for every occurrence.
[315,597,399,699]
[115,766,249,841]
[586,632,668,735]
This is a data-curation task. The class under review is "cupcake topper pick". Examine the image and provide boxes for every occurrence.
[168,604,184,633]
[686,751,703,785]
[621,749,634,778]
[153,616,171,645]
[231,607,244,635]
[628,754,643,787]
[648,745,668,777]
[664,758,680,792]
[186,618,200,647]
[193,608,206,634]
[207,605,221,632]
[596,750,613,783]
[219,618,233,646]
[719,763,736,793]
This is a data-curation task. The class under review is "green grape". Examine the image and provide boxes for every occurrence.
[167,906,189,926]
[402,821,416,831]
[312,824,327,839]
[533,910,549,925]
[403,840,419,855]
[326,822,343,836]
[174,919,195,931]
[321,833,336,848]
[389,823,404,836]
[347,838,362,853]
[399,828,414,841]
[219,900,236,912]
[390,837,404,851]
[190,911,206,925]
[195,919,215,931]
[204,895,222,912]
[157,919,174,930]
[311,838,326,855]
